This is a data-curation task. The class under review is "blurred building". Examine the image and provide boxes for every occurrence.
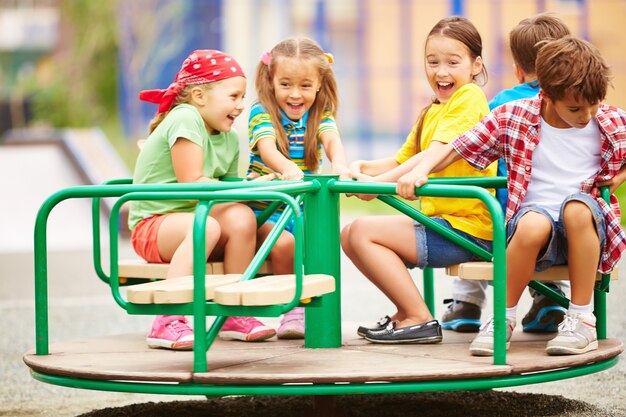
[0,0,59,135]
[3,0,626,159]
[117,0,626,159]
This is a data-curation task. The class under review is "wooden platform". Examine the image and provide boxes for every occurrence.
[23,325,623,386]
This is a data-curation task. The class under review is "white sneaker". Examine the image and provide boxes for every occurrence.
[469,316,516,357]
[545,312,598,355]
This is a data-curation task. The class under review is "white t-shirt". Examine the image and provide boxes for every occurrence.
[521,118,601,220]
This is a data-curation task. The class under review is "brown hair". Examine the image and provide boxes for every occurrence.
[537,36,611,104]
[509,13,570,75]
[255,37,339,172]
[413,16,487,153]
[147,83,213,133]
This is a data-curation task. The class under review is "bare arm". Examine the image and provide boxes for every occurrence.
[319,131,350,179]
[256,137,304,180]
[373,141,450,183]
[396,143,461,199]
[349,157,399,178]
[171,138,216,183]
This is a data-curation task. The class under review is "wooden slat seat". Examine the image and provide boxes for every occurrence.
[126,273,335,306]
[118,259,273,280]
[446,261,618,281]
[126,274,242,304]
[213,274,336,306]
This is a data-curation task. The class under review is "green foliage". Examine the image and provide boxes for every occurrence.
[30,0,119,129]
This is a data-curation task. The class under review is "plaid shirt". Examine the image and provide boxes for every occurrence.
[452,95,626,273]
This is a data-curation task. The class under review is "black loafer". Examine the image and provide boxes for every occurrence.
[357,315,392,337]
[364,320,443,344]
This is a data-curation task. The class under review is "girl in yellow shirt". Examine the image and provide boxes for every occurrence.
[341,17,496,344]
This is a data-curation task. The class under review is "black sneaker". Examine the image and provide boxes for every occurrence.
[364,320,443,344]
[522,285,567,333]
[357,315,392,338]
[441,299,481,333]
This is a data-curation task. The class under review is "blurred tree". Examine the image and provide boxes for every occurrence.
[29,0,119,129]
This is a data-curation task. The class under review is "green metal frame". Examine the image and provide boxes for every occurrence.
[31,175,617,395]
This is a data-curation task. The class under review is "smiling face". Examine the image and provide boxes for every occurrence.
[193,76,246,134]
[271,57,322,121]
[424,35,483,103]
[542,92,599,129]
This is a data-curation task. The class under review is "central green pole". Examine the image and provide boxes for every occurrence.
[303,175,342,348]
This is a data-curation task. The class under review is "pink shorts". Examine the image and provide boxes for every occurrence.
[131,215,167,263]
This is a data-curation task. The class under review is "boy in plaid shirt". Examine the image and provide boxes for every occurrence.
[396,36,626,356]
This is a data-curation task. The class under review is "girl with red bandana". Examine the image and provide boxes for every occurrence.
[130,50,276,350]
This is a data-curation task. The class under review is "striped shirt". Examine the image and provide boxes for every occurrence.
[452,95,626,273]
[247,101,338,210]
[248,101,338,176]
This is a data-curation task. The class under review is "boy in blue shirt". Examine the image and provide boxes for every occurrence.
[441,13,572,334]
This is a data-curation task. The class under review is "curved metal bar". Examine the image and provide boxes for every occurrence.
[29,356,618,396]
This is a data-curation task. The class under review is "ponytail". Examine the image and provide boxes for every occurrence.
[412,98,438,154]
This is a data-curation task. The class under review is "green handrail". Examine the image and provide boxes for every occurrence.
[329,179,507,364]
[34,175,613,371]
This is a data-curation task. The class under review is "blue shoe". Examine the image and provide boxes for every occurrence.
[441,299,481,333]
[522,286,567,333]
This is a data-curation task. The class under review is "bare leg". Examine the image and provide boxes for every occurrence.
[157,212,221,279]
[341,215,432,328]
[562,201,600,306]
[506,211,552,307]
[207,203,257,274]
[156,203,256,278]
[256,223,295,275]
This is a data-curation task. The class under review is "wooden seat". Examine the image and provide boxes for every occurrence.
[118,259,273,280]
[126,273,335,306]
[213,274,336,306]
[446,261,618,281]
[126,274,242,304]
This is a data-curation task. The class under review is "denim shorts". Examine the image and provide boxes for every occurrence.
[251,206,296,234]
[507,193,606,272]
[410,217,493,268]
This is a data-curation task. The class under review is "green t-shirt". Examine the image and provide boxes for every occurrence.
[128,103,241,230]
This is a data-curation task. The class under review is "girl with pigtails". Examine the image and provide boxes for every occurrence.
[247,37,349,339]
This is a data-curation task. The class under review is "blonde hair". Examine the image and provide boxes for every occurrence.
[147,83,213,133]
[255,37,339,172]
[413,17,487,153]
[537,36,611,103]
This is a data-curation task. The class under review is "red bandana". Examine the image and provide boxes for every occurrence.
[139,49,246,114]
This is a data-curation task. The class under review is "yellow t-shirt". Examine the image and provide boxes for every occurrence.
[395,83,496,240]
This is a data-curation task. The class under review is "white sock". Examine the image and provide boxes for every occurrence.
[505,305,517,322]
[568,302,594,321]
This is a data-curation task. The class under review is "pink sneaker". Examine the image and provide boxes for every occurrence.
[218,316,276,342]
[146,315,194,350]
[277,307,305,339]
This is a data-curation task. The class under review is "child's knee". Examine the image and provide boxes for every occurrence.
[202,217,221,244]
[229,204,257,233]
[511,213,551,247]
[340,224,354,252]
[272,232,295,255]
[562,200,593,228]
